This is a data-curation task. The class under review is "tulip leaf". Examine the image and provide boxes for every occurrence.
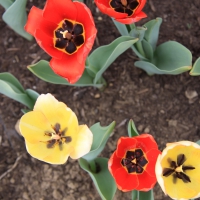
[144,18,162,51]
[28,60,103,88]
[25,89,39,105]
[0,0,13,9]
[112,19,129,36]
[0,73,36,109]
[135,41,192,75]
[190,57,200,76]
[138,190,154,200]
[79,157,117,200]
[142,39,154,60]
[83,122,116,161]
[88,36,138,84]
[131,46,147,60]
[196,140,200,146]
[153,41,192,72]
[2,0,32,40]
[129,26,147,42]
[128,119,139,137]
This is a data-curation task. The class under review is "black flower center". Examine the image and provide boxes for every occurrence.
[109,0,139,16]
[121,149,148,174]
[44,123,72,151]
[163,154,195,183]
[54,20,85,54]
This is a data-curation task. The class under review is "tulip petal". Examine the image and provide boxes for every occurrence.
[35,29,64,59]
[33,94,79,135]
[70,125,93,159]
[25,6,57,37]
[108,152,123,177]
[26,140,71,164]
[19,110,54,143]
[145,148,161,176]
[136,134,159,153]
[114,167,139,192]
[134,0,146,15]
[50,54,85,84]
[136,170,157,191]
[43,0,77,25]
[116,137,137,158]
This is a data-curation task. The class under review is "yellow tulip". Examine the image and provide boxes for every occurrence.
[19,93,93,164]
[156,141,200,200]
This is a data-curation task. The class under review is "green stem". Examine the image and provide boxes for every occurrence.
[132,190,138,200]
[135,41,146,58]
[89,160,97,173]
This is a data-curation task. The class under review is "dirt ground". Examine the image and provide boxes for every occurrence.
[0,0,200,200]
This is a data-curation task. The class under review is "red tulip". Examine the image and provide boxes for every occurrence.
[94,0,147,24]
[108,134,161,192]
[25,0,97,83]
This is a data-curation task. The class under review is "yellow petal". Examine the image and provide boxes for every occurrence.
[25,140,72,164]
[33,94,79,139]
[156,141,200,200]
[19,111,54,143]
[70,125,93,159]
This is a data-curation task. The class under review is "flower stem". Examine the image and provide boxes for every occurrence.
[89,160,97,173]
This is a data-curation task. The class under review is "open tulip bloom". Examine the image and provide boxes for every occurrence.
[108,134,161,192]
[94,0,147,24]
[156,141,200,200]
[19,93,93,164]
[25,0,97,84]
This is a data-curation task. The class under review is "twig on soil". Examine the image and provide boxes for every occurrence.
[149,0,156,12]
[0,154,23,181]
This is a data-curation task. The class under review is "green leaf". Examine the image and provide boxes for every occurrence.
[153,41,192,72]
[88,36,139,84]
[129,26,147,42]
[79,157,117,200]
[83,122,116,161]
[131,46,147,60]
[0,72,25,92]
[112,19,129,36]
[196,140,200,146]
[2,0,32,40]
[128,119,139,137]
[134,60,191,75]
[0,0,13,9]
[142,39,154,60]
[0,73,34,109]
[25,89,39,106]
[144,18,162,51]
[138,190,154,200]
[28,60,103,88]
[190,57,200,76]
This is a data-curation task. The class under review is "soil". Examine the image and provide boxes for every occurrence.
[0,0,200,200]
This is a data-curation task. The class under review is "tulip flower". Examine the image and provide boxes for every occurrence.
[94,0,147,24]
[19,93,93,164]
[25,0,97,83]
[156,141,200,200]
[108,134,161,192]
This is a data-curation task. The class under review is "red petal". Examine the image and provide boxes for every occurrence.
[43,0,77,25]
[116,137,137,158]
[35,29,63,59]
[135,134,159,153]
[74,2,97,64]
[135,0,147,15]
[108,151,122,177]
[145,148,161,176]
[115,11,147,24]
[50,54,85,84]
[25,6,57,37]
[136,170,157,191]
[114,167,139,191]
[94,0,127,19]
[25,6,42,36]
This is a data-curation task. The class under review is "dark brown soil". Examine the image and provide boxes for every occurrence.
[0,0,200,200]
